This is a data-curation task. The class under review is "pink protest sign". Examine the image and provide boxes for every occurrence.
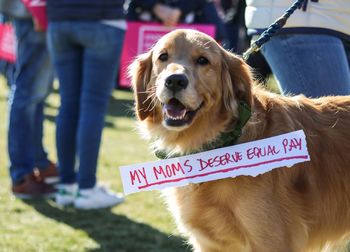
[120,130,310,195]
[0,23,16,63]
[21,0,48,31]
[119,22,216,88]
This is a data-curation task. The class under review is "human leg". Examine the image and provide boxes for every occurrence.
[74,23,125,189]
[8,18,54,185]
[261,34,350,97]
[61,22,126,209]
[48,22,125,208]
[47,21,83,186]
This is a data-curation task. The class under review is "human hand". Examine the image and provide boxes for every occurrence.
[33,17,44,32]
[153,3,181,26]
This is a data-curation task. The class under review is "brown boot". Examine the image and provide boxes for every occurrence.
[35,161,59,184]
[12,173,56,199]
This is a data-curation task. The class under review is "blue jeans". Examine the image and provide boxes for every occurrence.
[8,19,54,184]
[261,34,350,97]
[47,21,125,189]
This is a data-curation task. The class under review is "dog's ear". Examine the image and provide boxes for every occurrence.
[129,50,153,121]
[221,49,253,113]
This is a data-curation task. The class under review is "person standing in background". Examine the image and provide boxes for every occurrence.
[46,0,126,209]
[125,0,227,42]
[245,0,350,97]
[215,0,271,83]
[216,0,246,51]
[0,0,58,199]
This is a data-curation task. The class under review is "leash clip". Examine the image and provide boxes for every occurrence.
[242,43,260,61]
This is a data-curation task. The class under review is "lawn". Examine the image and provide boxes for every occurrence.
[0,76,191,252]
[1,75,349,252]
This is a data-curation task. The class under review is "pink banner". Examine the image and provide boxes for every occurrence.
[21,0,48,31]
[119,22,216,88]
[0,23,16,63]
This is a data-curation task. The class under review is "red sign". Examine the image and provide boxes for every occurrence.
[0,23,16,63]
[21,0,48,31]
[119,22,216,88]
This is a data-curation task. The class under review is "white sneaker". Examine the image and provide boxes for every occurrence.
[74,185,124,210]
[56,183,77,206]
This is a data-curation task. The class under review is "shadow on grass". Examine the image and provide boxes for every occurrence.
[106,96,134,119]
[43,96,135,128]
[43,112,122,129]
[23,199,190,252]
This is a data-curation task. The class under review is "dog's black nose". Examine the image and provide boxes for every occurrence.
[165,74,188,91]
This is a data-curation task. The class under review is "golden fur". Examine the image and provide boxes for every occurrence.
[129,29,350,252]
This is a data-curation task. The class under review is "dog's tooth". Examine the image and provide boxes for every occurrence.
[165,108,186,120]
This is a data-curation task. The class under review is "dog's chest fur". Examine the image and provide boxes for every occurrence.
[164,178,267,251]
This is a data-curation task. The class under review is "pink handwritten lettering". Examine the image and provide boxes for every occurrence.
[153,162,186,180]
[184,160,193,173]
[246,145,280,160]
[129,167,148,186]
[282,138,302,153]
[198,152,242,171]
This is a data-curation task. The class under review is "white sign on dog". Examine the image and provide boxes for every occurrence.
[120,130,310,195]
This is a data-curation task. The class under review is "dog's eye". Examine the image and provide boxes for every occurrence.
[158,53,168,62]
[197,56,209,65]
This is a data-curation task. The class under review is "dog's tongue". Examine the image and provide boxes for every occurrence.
[164,99,187,119]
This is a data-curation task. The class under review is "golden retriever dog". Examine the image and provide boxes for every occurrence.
[129,29,350,252]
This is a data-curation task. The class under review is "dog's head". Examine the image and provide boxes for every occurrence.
[130,29,253,150]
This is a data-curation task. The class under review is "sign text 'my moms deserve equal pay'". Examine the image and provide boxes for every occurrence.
[120,130,310,195]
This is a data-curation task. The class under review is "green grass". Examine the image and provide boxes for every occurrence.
[0,77,190,252]
[1,75,348,251]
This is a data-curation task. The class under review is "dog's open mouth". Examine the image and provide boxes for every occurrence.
[162,98,202,127]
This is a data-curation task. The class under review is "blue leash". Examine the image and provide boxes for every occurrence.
[242,0,305,61]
